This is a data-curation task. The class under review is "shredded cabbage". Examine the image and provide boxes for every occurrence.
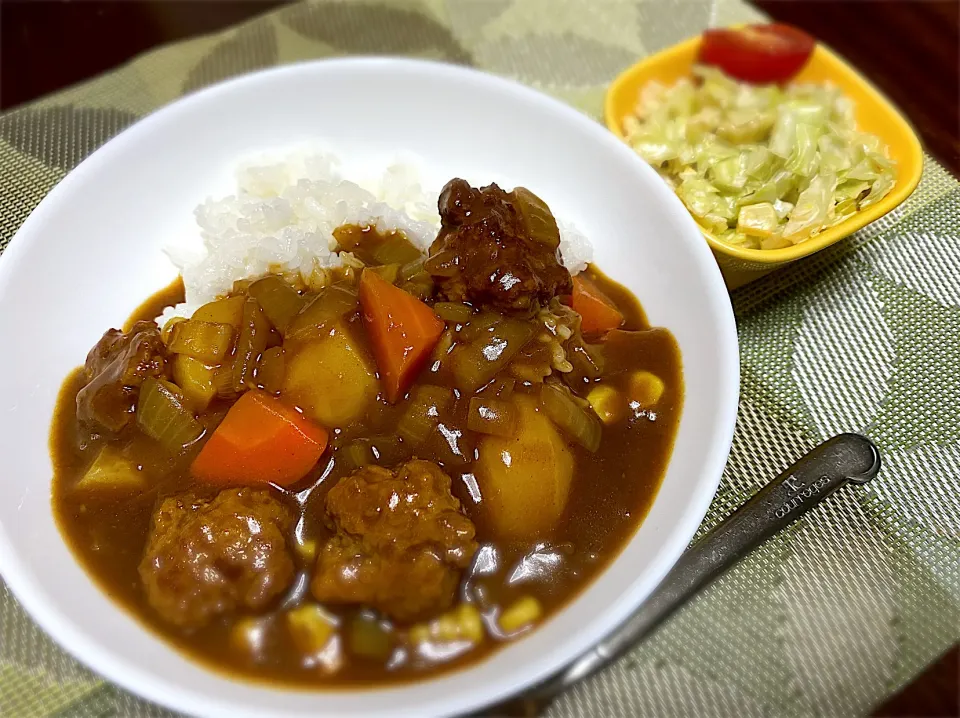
[624,65,898,249]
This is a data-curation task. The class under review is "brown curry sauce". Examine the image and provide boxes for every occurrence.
[50,231,682,688]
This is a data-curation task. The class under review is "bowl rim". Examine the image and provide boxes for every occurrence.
[604,32,924,265]
[0,56,740,718]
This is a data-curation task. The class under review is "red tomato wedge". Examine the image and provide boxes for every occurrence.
[191,389,327,486]
[359,269,445,403]
[572,274,624,335]
[698,23,815,84]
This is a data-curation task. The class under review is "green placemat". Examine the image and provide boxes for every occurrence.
[1,1,958,716]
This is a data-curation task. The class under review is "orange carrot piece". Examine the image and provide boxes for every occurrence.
[191,389,327,486]
[358,268,445,403]
[572,274,624,335]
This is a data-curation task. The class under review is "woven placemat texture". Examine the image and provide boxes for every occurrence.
[1,1,958,716]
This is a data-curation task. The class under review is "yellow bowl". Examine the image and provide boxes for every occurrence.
[605,33,924,288]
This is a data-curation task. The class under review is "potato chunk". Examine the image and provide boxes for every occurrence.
[172,355,216,411]
[476,396,573,538]
[75,446,146,491]
[281,323,378,428]
[192,295,245,328]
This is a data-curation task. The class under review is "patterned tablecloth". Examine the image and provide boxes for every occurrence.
[1,1,958,716]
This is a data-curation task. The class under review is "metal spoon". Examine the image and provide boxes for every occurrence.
[482,433,881,717]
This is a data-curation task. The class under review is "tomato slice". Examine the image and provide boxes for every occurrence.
[698,23,815,84]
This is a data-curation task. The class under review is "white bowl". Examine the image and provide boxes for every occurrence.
[0,58,738,718]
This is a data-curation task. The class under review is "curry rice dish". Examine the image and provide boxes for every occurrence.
[50,166,683,686]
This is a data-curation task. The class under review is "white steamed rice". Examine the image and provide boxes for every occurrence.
[159,150,593,328]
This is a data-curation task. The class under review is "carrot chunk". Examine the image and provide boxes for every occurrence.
[572,274,624,335]
[358,269,444,403]
[191,389,327,486]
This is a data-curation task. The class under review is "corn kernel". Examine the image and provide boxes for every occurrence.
[409,603,484,645]
[294,537,317,563]
[454,603,484,643]
[587,384,627,424]
[498,596,542,634]
[436,612,459,642]
[231,616,269,655]
[627,371,665,408]
[286,603,337,656]
[409,624,431,644]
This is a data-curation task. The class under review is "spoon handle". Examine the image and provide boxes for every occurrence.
[514,432,881,709]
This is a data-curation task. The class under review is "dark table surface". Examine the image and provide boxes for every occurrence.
[1,1,958,715]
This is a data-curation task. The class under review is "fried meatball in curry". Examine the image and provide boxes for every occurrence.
[139,488,296,629]
[311,459,478,623]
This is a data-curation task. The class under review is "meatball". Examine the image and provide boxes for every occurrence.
[76,320,167,433]
[311,460,478,623]
[427,179,573,314]
[139,489,296,629]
